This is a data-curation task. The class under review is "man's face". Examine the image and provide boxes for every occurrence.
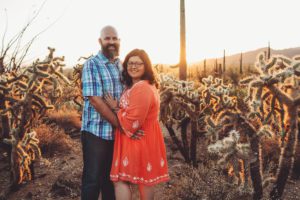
[99,29,120,59]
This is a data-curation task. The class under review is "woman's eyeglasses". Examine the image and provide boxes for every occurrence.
[127,62,144,68]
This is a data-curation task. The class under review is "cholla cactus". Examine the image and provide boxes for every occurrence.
[202,75,238,142]
[0,47,71,187]
[53,55,92,110]
[200,71,281,199]
[205,117,222,141]
[240,52,300,199]
[208,130,251,191]
[213,110,264,199]
[4,131,40,184]
[159,74,208,166]
[202,76,236,111]
[160,74,238,167]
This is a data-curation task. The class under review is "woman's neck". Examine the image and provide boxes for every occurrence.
[132,79,142,85]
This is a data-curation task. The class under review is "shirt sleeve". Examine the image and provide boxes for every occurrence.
[117,82,153,137]
[81,59,103,97]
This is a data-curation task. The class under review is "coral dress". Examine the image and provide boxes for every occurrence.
[110,80,169,186]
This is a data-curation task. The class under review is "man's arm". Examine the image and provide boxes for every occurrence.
[88,96,119,127]
[81,59,119,128]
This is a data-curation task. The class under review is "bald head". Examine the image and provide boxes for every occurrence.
[99,25,120,60]
[100,25,119,39]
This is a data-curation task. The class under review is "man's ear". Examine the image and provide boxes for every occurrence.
[98,38,102,45]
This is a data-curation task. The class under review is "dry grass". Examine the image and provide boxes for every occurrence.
[261,137,281,174]
[35,124,74,157]
[54,86,83,110]
[46,108,81,132]
[162,162,252,200]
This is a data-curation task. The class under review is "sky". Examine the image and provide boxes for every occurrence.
[1,0,300,66]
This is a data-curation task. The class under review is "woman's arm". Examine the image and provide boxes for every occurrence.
[117,82,152,138]
[104,93,144,139]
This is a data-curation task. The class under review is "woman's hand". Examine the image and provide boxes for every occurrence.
[104,93,118,111]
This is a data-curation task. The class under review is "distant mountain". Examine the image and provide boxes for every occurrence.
[190,46,300,69]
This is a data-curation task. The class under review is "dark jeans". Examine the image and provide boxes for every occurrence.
[81,131,115,200]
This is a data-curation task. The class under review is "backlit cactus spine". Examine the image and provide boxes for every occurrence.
[240,52,300,199]
[0,47,71,190]
[160,74,207,166]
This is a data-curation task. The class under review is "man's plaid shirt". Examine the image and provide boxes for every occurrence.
[81,51,123,140]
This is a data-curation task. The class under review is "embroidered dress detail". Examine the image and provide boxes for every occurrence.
[123,157,129,167]
[147,162,152,172]
[110,173,169,185]
[120,95,129,109]
[160,158,165,167]
[132,120,139,129]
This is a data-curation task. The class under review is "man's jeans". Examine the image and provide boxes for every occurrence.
[81,131,115,200]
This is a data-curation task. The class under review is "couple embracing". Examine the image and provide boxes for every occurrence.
[80,25,169,200]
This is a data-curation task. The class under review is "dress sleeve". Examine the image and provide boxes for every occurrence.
[81,59,103,97]
[117,82,153,137]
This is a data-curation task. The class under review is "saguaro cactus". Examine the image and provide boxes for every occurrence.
[203,59,207,76]
[179,0,187,80]
[223,49,226,73]
[267,42,271,60]
[214,59,218,76]
[240,52,243,75]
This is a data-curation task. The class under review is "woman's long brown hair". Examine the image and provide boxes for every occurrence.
[122,49,159,88]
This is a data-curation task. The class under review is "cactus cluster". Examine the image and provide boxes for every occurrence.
[159,74,206,166]
[198,52,299,199]
[0,47,71,187]
[159,74,238,167]
[160,51,299,199]
[200,76,257,195]
[201,52,300,199]
[239,53,300,199]
[53,55,92,110]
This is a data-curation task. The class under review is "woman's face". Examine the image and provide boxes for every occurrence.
[127,56,145,81]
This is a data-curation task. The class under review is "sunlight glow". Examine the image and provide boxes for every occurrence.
[1,0,300,66]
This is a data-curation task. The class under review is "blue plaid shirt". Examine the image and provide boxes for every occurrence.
[81,51,123,140]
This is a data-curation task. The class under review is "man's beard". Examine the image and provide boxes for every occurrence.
[101,44,120,59]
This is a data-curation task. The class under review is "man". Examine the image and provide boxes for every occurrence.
[81,25,123,200]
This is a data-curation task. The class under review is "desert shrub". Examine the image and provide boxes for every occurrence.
[53,85,83,111]
[45,108,81,134]
[163,163,252,200]
[35,124,73,157]
[260,137,280,175]
[226,68,240,86]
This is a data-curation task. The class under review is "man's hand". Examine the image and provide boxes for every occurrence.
[130,130,145,140]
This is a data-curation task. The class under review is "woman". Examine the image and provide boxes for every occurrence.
[104,49,169,200]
